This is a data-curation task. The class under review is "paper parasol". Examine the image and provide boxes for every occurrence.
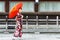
[8,2,23,19]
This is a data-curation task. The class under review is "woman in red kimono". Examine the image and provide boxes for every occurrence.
[14,8,23,37]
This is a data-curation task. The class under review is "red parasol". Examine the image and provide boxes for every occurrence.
[8,2,23,19]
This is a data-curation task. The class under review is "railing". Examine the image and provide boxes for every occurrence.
[0,15,60,33]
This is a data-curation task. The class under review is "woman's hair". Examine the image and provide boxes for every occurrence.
[19,8,22,10]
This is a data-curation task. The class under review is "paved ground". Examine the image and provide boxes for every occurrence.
[0,33,60,40]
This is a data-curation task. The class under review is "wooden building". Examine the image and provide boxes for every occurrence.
[0,0,60,33]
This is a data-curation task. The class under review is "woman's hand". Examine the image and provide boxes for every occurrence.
[21,15,23,19]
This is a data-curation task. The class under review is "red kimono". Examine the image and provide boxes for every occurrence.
[14,13,23,37]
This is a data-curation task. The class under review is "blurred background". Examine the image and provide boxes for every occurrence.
[1,0,60,40]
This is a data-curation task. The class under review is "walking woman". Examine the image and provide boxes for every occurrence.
[14,7,23,37]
